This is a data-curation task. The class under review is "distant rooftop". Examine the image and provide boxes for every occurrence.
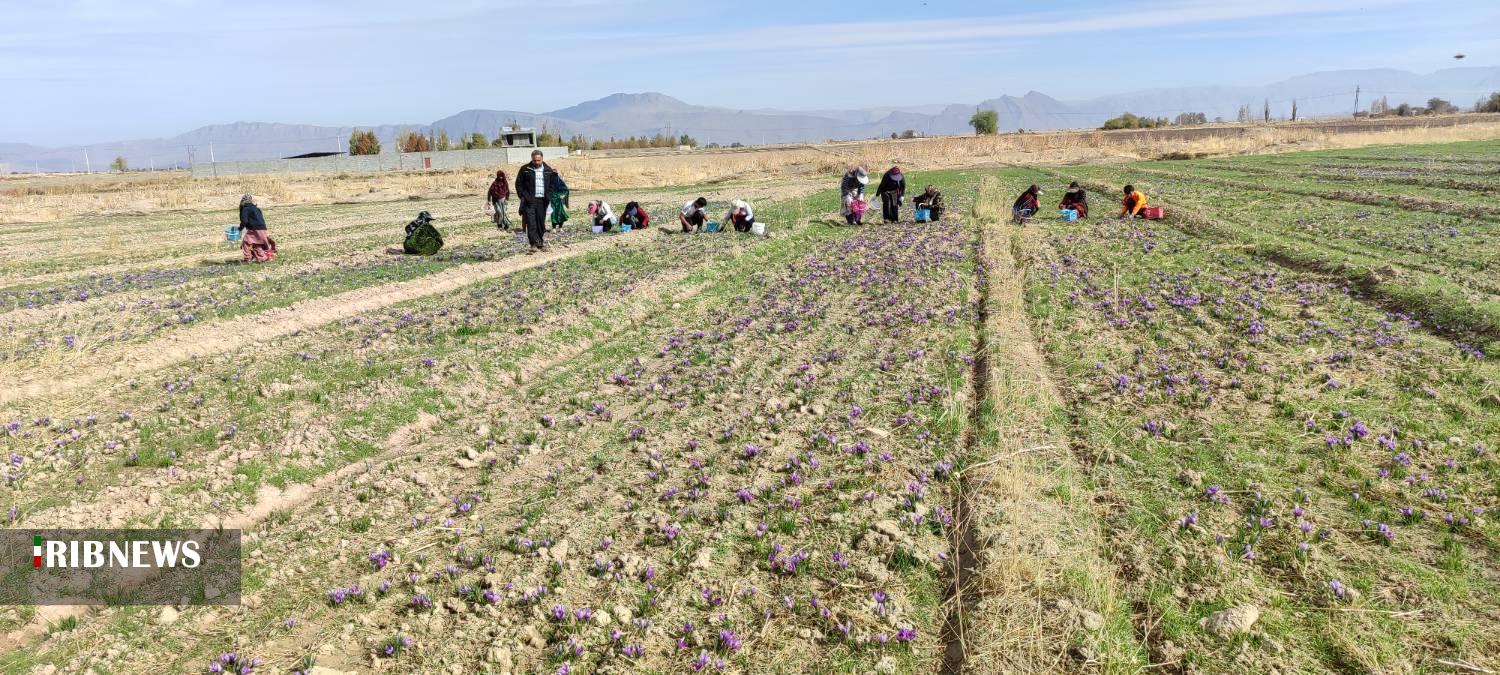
[282,151,346,159]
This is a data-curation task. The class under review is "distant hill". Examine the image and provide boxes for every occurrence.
[4,67,1497,173]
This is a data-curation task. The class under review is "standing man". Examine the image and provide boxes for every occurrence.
[516,150,558,253]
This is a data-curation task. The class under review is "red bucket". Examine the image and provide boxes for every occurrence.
[1142,207,1165,220]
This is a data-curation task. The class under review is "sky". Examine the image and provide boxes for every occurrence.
[2,0,1498,146]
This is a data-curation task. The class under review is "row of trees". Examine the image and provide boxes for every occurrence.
[1367,96,1465,117]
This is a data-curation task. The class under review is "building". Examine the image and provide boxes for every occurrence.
[497,127,538,148]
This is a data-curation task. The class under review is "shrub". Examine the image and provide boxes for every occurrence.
[969,110,999,135]
[1475,91,1500,113]
[348,130,381,156]
[109,156,128,172]
[399,132,431,153]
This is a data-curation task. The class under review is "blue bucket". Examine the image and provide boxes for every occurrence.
[224,226,242,242]
[1060,209,1078,222]
[705,221,721,233]
[914,207,931,223]
[620,222,632,232]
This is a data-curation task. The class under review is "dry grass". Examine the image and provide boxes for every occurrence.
[958,177,1134,673]
[4,117,1498,226]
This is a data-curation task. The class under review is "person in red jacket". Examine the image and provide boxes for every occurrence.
[621,201,650,230]
[1058,182,1088,218]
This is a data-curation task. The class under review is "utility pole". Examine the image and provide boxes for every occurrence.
[1353,86,1360,118]
[83,148,91,173]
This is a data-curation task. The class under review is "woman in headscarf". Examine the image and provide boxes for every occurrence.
[487,169,512,229]
[1118,184,1148,220]
[238,194,276,263]
[403,210,444,255]
[587,200,617,232]
[621,201,651,230]
[548,172,570,230]
[725,199,755,232]
[840,166,868,225]
[1012,184,1042,223]
[876,166,905,223]
[913,185,944,222]
[1058,181,1088,218]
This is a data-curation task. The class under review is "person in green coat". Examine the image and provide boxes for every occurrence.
[402,211,444,255]
[547,172,570,230]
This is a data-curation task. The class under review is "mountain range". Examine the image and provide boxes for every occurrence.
[4,67,1498,173]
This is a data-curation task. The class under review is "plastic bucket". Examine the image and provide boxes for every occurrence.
[224,226,242,242]
[750,221,766,236]
[914,207,931,223]
[620,223,631,232]
[705,221,721,233]
[1143,207,1165,220]
[592,225,604,234]
[1060,209,1078,222]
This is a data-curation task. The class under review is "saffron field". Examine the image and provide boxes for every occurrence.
[0,141,1496,674]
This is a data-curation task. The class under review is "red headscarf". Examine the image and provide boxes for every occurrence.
[487,170,510,201]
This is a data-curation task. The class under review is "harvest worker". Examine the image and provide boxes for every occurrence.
[621,201,650,230]
[588,200,617,232]
[516,150,559,253]
[841,165,868,225]
[1059,182,1088,218]
[1118,184,1148,220]
[548,171,570,230]
[725,199,755,232]
[402,210,444,255]
[913,185,944,222]
[1012,184,1042,222]
[237,194,277,263]
[679,197,709,233]
[876,166,905,223]
[487,169,511,229]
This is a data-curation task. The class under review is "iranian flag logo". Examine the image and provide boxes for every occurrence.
[32,535,42,568]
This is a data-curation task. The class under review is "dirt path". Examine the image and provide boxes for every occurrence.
[0,233,648,405]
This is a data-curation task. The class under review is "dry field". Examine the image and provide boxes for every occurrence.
[4,115,1498,226]
[0,136,1496,675]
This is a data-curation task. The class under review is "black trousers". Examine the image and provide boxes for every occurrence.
[881,193,900,222]
[521,198,548,249]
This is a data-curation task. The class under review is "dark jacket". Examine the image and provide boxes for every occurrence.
[515,162,559,204]
[1013,188,1040,211]
[239,203,267,231]
[876,170,905,200]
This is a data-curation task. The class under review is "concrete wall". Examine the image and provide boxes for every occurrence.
[191,146,567,178]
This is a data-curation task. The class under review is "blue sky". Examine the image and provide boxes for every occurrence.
[2,0,1496,145]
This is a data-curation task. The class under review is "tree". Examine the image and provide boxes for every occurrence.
[969,110,999,135]
[398,131,431,153]
[110,156,128,172]
[1477,91,1500,113]
[464,133,488,150]
[900,129,917,139]
[1291,99,1298,121]
[1263,98,1271,122]
[1394,102,1413,117]
[435,130,451,151]
[1173,112,1207,126]
[1236,105,1250,123]
[679,133,697,147]
[1426,97,1458,114]
[348,129,381,156]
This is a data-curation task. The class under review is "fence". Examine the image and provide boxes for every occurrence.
[190,146,568,178]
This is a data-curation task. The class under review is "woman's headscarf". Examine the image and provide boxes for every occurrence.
[240,194,255,207]
[488,170,510,201]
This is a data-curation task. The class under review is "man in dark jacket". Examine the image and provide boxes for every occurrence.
[515,150,559,253]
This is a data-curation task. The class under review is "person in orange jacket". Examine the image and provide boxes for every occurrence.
[1118,184,1148,220]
